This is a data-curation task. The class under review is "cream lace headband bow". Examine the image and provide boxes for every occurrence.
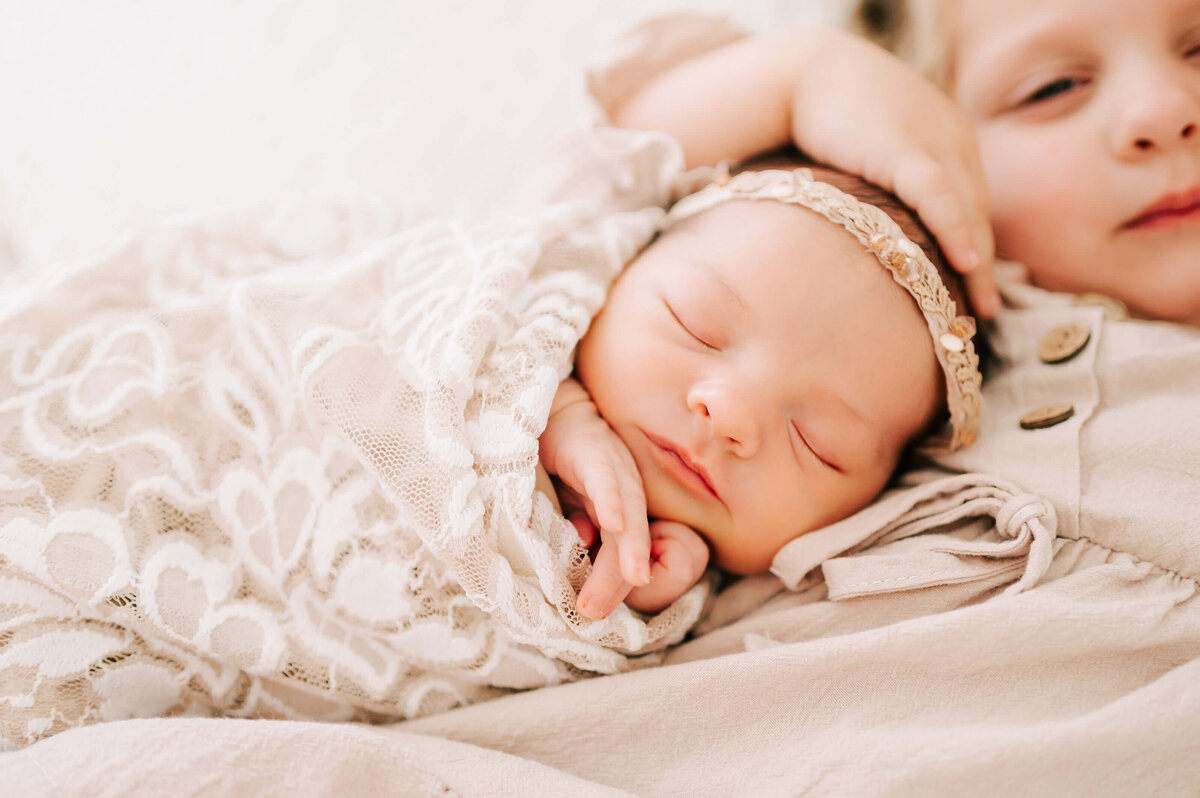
[664,167,982,450]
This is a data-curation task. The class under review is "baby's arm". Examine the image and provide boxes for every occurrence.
[612,26,999,316]
[539,378,651,619]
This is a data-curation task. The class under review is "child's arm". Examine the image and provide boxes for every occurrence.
[539,378,651,620]
[612,26,1000,317]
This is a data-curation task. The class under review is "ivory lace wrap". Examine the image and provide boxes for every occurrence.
[0,196,708,749]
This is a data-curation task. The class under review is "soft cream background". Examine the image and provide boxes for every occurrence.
[0,1,850,272]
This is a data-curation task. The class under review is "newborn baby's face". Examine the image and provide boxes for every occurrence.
[576,200,942,574]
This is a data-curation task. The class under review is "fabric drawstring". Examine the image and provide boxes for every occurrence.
[994,492,1057,595]
[772,472,1060,601]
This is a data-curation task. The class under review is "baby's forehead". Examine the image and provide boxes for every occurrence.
[663,205,921,343]
[672,199,899,289]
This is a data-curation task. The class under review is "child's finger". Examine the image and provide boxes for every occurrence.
[964,265,1001,320]
[942,159,1000,318]
[889,155,1001,318]
[576,542,633,620]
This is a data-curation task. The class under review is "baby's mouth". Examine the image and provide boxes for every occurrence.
[642,431,720,502]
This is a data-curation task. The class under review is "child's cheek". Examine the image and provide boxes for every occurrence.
[978,124,1091,260]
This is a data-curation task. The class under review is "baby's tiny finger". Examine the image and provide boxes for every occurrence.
[614,479,650,587]
[576,543,632,620]
[584,462,625,535]
[568,513,597,548]
[616,525,651,587]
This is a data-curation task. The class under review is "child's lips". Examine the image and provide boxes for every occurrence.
[642,431,721,503]
[1124,187,1200,230]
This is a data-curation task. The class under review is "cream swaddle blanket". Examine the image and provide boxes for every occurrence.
[0,143,712,748]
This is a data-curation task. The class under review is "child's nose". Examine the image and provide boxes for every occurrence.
[687,381,763,458]
[1111,76,1200,158]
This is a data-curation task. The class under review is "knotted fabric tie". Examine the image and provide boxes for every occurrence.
[771,472,1059,600]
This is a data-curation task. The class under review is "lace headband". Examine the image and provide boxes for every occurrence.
[663,167,982,451]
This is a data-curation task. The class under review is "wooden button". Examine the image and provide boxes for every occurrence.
[1019,403,1075,430]
[1074,292,1128,321]
[1038,322,1091,364]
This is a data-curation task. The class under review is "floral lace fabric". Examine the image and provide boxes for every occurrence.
[0,151,708,749]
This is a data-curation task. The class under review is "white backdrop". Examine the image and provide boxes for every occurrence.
[0,1,851,271]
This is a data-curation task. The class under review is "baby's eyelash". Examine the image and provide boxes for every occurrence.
[791,421,840,472]
[663,300,715,349]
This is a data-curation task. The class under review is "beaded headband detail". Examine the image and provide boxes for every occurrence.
[663,167,982,450]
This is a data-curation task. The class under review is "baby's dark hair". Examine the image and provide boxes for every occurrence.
[737,147,972,319]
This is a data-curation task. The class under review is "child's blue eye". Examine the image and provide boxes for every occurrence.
[1024,77,1080,104]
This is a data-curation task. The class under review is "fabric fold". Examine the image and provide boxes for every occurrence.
[772,472,1057,599]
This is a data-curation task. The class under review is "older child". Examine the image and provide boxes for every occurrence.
[854,0,1200,326]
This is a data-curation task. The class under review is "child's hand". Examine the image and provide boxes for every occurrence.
[539,379,651,619]
[623,521,710,615]
[613,27,1000,317]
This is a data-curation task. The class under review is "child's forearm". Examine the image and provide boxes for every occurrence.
[612,27,852,169]
[609,21,1001,315]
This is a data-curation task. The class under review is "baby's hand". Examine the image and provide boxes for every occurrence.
[623,521,711,615]
[539,379,651,619]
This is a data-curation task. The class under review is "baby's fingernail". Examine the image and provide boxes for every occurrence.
[577,595,604,620]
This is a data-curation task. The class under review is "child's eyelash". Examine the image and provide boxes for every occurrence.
[1023,76,1082,105]
[664,300,716,349]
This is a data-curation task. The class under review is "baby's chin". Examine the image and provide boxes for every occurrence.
[708,544,781,576]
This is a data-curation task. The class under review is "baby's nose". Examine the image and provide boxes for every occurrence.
[688,381,763,458]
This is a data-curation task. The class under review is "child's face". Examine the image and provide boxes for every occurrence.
[952,0,1200,323]
[575,200,941,574]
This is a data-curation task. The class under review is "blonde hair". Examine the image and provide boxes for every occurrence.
[850,0,956,90]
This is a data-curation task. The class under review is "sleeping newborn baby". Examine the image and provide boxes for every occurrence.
[0,153,980,750]
[539,159,983,620]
